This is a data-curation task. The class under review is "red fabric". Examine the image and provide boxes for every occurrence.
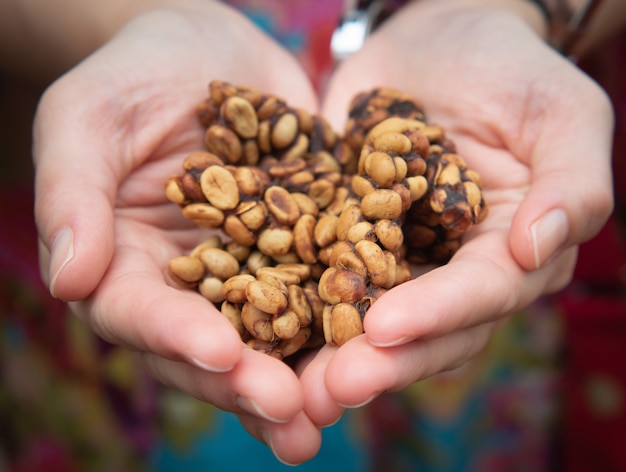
[558,30,626,472]
[559,291,626,472]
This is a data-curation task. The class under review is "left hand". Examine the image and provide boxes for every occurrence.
[298,0,614,424]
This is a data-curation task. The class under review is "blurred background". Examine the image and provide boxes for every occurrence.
[1,1,624,471]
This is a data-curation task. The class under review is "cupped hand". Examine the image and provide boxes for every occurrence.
[301,1,614,421]
[33,3,323,464]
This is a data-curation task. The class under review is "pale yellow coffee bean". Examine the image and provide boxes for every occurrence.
[236,201,268,231]
[225,241,251,262]
[333,247,368,277]
[318,267,366,305]
[181,203,225,228]
[257,227,294,257]
[363,151,396,188]
[346,220,374,244]
[293,214,317,264]
[314,214,339,248]
[291,192,319,217]
[168,256,205,283]
[355,240,388,287]
[165,177,187,204]
[279,327,311,357]
[361,189,403,220]
[221,96,259,139]
[393,157,408,182]
[234,166,269,197]
[256,267,301,286]
[323,303,363,346]
[275,263,312,282]
[437,163,462,186]
[287,284,313,327]
[198,276,225,303]
[222,274,256,303]
[336,204,363,241]
[246,251,272,275]
[406,175,428,201]
[372,131,412,155]
[205,125,242,164]
[374,219,404,252]
[221,301,245,336]
[200,165,240,210]
[272,309,300,340]
[308,179,335,209]
[241,302,274,342]
[272,112,298,149]
[264,186,301,226]
[224,215,257,247]
[189,235,224,259]
[198,247,240,279]
[245,279,288,315]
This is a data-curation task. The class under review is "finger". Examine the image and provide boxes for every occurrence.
[325,322,496,408]
[33,77,126,301]
[238,410,323,466]
[298,345,346,427]
[140,347,303,423]
[363,226,574,348]
[508,69,614,270]
[72,243,242,372]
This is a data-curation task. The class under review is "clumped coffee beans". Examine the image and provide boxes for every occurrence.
[165,81,487,359]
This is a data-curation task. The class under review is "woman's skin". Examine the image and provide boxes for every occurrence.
[1,0,622,465]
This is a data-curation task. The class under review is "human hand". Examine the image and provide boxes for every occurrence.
[300,0,614,422]
[33,2,324,464]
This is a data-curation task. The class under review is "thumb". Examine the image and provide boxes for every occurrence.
[34,80,118,301]
[509,80,615,271]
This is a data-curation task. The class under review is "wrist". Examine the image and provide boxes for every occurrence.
[398,0,608,58]
[397,0,550,39]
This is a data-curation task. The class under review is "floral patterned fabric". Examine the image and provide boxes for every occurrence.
[1,2,624,471]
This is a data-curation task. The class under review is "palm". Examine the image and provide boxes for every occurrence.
[300,4,612,418]
[34,5,323,459]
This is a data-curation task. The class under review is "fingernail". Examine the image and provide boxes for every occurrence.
[49,227,74,298]
[236,396,288,423]
[186,355,233,373]
[530,209,569,269]
[261,429,298,466]
[338,392,378,409]
[369,335,410,348]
